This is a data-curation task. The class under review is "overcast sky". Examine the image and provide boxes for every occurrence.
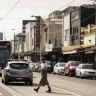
[0,0,93,40]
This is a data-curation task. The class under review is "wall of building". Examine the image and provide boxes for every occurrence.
[63,14,71,47]
[49,19,62,48]
[24,22,36,52]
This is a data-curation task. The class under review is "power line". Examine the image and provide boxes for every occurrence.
[0,0,21,21]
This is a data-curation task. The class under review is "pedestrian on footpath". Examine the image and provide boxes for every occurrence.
[34,57,51,93]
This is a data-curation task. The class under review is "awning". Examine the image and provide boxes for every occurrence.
[62,45,84,52]
[85,50,94,54]
[63,50,77,54]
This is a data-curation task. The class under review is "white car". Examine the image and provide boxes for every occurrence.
[76,64,96,79]
[53,62,66,75]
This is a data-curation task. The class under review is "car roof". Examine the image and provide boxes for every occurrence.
[8,60,28,64]
[57,62,66,64]
[80,64,93,66]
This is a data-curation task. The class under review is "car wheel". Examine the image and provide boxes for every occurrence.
[75,74,78,78]
[4,78,8,85]
[2,79,4,83]
[53,71,56,75]
[25,81,28,85]
[57,70,60,75]
[29,81,33,86]
[64,71,67,76]
[80,73,83,79]
[68,71,72,77]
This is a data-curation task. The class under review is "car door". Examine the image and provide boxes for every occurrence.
[76,65,81,76]
[54,64,58,73]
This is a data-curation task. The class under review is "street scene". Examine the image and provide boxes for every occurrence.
[0,0,96,96]
[0,72,96,96]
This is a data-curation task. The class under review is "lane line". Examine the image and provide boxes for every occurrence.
[34,80,82,96]
[0,92,3,95]
[0,82,23,96]
[51,86,82,96]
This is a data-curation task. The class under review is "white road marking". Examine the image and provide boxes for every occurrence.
[51,86,82,96]
[0,92,3,95]
[34,80,82,96]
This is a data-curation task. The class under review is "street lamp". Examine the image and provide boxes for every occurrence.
[12,29,15,59]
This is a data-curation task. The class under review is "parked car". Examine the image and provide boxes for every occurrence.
[28,62,37,72]
[38,61,53,73]
[2,60,33,85]
[53,62,66,75]
[64,61,80,76]
[76,64,96,79]
[34,63,40,72]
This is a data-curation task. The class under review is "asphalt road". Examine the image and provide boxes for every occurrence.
[0,72,96,96]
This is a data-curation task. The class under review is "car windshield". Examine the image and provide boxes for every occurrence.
[82,65,94,69]
[10,63,29,69]
[69,61,80,66]
[59,63,65,67]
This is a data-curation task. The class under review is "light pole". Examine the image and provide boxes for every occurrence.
[12,29,15,59]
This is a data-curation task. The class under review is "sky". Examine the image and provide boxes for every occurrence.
[0,0,93,40]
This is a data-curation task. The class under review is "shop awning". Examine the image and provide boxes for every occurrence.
[63,50,77,54]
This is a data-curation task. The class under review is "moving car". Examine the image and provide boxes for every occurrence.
[53,62,66,75]
[76,64,96,79]
[2,60,33,85]
[64,61,80,76]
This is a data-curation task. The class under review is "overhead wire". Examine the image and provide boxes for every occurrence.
[0,0,21,21]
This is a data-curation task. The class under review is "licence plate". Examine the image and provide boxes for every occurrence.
[16,78,23,80]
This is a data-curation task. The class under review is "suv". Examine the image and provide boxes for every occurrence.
[64,61,80,76]
[2,60,33,85]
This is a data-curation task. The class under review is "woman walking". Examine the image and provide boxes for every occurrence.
[34,57,51,93]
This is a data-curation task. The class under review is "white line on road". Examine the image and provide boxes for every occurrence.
[34,80,82,96]
[0,92,3,95]
[51,86,82,96]
[0,82,23,96]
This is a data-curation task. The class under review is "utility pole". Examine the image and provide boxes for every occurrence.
[91,0,96,25]
[12,29,15,59]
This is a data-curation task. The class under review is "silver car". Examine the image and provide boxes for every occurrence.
[76,64,96,79]
[2,60,33,85]
[53,62,66,75]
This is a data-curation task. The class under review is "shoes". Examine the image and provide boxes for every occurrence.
[34,88,38,92]
[46,89,51,93]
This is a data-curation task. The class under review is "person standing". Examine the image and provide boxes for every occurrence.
[34,57,51,93]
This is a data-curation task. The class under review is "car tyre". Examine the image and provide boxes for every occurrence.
[29,81,33,86]
[68,71,72,77]
[53,71,56,75]
[4,78,8,85]
[57,70,60,75]
[80,73,83,79]
[2,79,4,83]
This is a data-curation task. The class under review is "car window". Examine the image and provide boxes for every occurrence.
[82,65,94,69]
[59,63,65,67]
[70,61,80,66]
[9,63,29,69]
[78,65,81,69]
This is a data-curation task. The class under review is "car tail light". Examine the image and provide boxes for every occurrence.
[6,68,13,73]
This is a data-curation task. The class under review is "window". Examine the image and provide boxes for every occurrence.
[65,29,70,41]
[10,63,29,69]
[73,26,78,34]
